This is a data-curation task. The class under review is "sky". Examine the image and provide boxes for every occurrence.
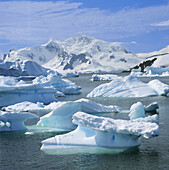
[0,0,169,57]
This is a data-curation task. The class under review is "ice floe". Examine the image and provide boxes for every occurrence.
[0,110,38,131]
[37,98,121,131]
[41,111,159,150]
[87,75,169,97]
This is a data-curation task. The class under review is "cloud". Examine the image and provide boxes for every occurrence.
[151,20,169,26]
[0,0,169,49]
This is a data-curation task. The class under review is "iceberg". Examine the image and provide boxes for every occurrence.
[129,102,145,120]
[33,74,81,95]
[2,101,60,115]
[91,74,119,81]
[148,79,169,96]
[87,75,169,97]
[144,102,159,112]
[0,110,38,131]
[41,111,159,150]
[0,76,62,107]
[37,98,121,131]
[87,75,158,97]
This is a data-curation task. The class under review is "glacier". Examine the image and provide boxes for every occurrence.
[0,110,38,131]
[37,98,121,131]
[87,75,169,97]
[41,111,159,150]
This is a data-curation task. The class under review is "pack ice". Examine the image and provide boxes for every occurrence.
[37,98,121,131]
[41,111,159,149]
[0,110,38,131]
[33,74,81,95]
[87,75,169,97]
[0,76,62,107]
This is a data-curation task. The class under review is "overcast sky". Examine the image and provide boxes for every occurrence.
[0,0,169,56]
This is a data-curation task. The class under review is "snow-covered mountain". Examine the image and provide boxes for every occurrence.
[137,46,169,68]
[4,35,142,73]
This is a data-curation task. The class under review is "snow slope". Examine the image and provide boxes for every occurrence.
[4,35,142,73]
[137,45,169,68]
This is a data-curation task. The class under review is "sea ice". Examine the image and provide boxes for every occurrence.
[33,74,81,95]
[37,98,121,131]
[41,111,159,150]
[87,75,158,97]
[0,110,38,131]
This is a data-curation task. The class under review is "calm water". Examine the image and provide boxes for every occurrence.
[0,73,169,169]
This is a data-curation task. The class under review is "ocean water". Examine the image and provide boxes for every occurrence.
[0,73,169,169]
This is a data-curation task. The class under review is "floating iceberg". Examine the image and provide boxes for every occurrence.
[37,98,121,131]
[41,111,159,150]
[87,75,169,97]
[0,110,38,131]
[91,74,119,81]
[0,76,62,107]
[33,74,81,95]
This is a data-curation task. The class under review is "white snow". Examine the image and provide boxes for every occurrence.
[137,45,169,68]
[0,110,38,131]
[4,35,142,73]
[41,111,159,149]
[87,75,158,97]
[33,73,81,95]
[91,74,119,81]
[37,98,121,131]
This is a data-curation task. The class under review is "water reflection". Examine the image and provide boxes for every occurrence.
[41,145,139,156]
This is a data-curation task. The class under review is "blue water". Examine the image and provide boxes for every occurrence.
[0,73,169,169]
